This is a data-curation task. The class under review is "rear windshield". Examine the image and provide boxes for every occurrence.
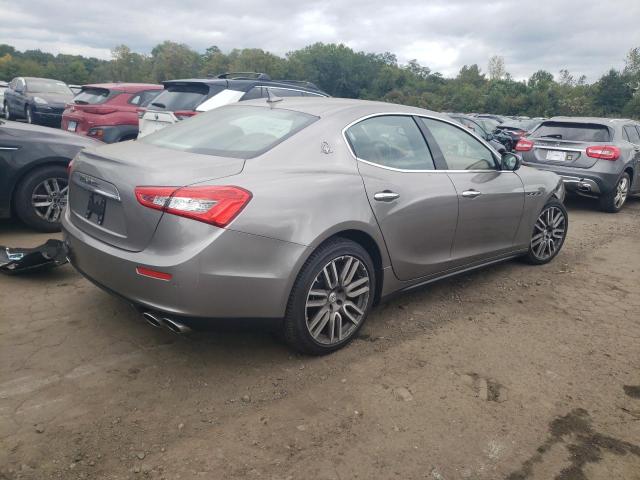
[531,122,611,142]
[74,88,112,105]
[140,105,318,159]
[149,84,224,111]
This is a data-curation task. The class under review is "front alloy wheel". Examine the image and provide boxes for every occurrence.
[524,200,567,264]
[283,238,375,355]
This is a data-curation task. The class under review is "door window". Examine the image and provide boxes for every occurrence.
[419,118,496,170]
[345,115,435,170]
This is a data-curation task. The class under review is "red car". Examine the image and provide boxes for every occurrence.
[62,83,162,143]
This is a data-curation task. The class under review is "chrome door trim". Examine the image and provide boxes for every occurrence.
[533,145,584,153]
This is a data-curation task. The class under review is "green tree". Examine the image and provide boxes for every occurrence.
[150,41,200,82]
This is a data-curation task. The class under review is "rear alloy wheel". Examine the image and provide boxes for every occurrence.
[523,200,568,265]
[599,173,630,213]
[14,165,69,232]
[283,238,375,355]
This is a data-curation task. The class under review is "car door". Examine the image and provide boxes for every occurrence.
[418,117,525,265]
[345,114,459,281]
[13,78,26,112]
[626,125,640,190]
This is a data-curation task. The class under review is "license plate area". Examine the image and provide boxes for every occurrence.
[85,193,107,225]
[67,121,77,132]
[546,150,566,161]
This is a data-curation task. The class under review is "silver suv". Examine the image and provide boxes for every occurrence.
[517,117,640,212]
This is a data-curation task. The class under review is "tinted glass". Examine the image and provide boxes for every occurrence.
[346,115,435,170]
[475,118,499,132]
[531,122,611,142]
[26,79,71,95]
[420,118,496,170]
[241,87,263,101]
[623,126,640,144]
[141,105,318,159]
[149,84,224,111]
[74,88,111,105]
[267,88,304,97]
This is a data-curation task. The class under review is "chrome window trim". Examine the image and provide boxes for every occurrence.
[533,145,584,153]
[253,85,327,97]
[0,146,20,151]
[341,111,503,174]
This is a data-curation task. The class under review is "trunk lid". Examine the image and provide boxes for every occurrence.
[68,142,245,251]
[526,138,599,168]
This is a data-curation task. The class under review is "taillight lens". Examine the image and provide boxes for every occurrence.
[515,138,534,151]
[136,108,145,119]
[83,106,117,115]
[174,110,198,121]
[135,186,252,227]
[585,145,620,161]
[87,128,105,141]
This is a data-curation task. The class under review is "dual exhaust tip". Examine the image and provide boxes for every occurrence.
[142,311,191,334]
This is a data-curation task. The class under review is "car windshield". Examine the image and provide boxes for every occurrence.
[149,84,224,111]
[141,105,318,159]
[74,88,111,105]
[27,79,72,95]
[531,122,611,142]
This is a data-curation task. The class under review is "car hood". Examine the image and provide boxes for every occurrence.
[29,92,73,105]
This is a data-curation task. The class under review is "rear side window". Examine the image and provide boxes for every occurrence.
[149,84,224,111]
[623,126,640,144]
[531,122,611,142]
[346,115,435,170]
[140,105,318,159]
[129,90,162,107]
[74,88,112,105]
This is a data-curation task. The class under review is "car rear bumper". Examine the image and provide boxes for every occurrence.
[522,162,621,196]
[61,207,308,319]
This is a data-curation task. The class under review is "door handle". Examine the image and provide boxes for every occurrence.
[462,190,482,198]
[374,191,400,202]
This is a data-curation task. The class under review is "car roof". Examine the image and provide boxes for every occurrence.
[239,97,447,123]
[21,77,67,83]
[81,83,163,93]
[545,116,639,125]
[162,78,326,94]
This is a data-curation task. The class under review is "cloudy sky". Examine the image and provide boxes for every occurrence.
[1,0,639,81]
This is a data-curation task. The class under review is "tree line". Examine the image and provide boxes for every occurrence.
[1,42,639,119]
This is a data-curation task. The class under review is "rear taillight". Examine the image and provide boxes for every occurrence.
[87,128,105,141]
[515,138,534,151]
[67,159,74,177]
[585,145,620,161]
[134,186,252,227]
[174,110,198,121]
[136,108,145,119]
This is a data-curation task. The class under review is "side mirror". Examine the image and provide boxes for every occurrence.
[501,152,521,171]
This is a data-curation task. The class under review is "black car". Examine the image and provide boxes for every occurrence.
[3,77,74,127]
[0,119,100,231]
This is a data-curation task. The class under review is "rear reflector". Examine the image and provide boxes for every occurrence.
[515,138,534,151]
[136,266,172,281]
[135,185,252,227]
[585,145,620,161]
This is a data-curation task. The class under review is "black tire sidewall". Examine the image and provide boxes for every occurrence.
[599,172,630,213]
[14,165,68,232]
[284,238,376,355]
[25,105,33,124]
[525,199,568,265]
[4,102,11,120]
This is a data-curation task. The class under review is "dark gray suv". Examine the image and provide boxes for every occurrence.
[517,117,640,212]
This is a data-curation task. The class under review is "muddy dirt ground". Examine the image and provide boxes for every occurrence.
[1,196,639,480]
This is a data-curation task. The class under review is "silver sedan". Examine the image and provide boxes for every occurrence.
[62,98,567,354]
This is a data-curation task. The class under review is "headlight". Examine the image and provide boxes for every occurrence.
[33,97,48,105]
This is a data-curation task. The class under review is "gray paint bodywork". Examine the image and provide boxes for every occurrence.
[62,98,563,320]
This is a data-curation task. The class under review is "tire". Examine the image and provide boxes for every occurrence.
[282,238,376,355]
[14,165,69,232]
[3,102,11,120]
[522,199,568,265]
[25,105,34,124]
[599,172,630,213]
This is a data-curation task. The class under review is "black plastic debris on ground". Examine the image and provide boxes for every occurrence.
[0,239,68,275]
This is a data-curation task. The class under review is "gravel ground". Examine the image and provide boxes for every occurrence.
[1,195,639,480]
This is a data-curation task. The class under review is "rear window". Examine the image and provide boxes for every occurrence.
[149,84,224,111]
[74,88,112,105]
[531,122,611,142]
[140,105,318,159]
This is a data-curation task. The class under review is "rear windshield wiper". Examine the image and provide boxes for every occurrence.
[74,100,89,105]
[150,102,166,109]
[540,134,563,139]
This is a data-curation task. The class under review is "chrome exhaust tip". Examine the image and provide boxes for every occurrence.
[161,317,192,334]
[142,312,164,328]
